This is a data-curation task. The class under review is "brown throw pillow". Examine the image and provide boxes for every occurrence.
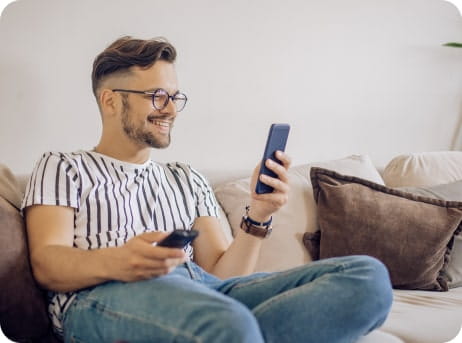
[0,195,51,341]
[399,180,462,288]
[305,167,462,291]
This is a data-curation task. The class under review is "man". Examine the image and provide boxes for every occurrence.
[22,36,392,343]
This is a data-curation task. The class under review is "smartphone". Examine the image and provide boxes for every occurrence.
[255,123,290,194]
[157,229,199,249]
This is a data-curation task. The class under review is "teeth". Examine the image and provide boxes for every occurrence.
[153,120,170,127]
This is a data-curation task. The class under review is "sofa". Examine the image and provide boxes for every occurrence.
[1,151,462,343]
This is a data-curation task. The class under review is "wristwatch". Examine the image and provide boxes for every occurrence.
[240,206,273,238]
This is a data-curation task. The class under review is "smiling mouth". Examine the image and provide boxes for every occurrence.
[147,116,173,129]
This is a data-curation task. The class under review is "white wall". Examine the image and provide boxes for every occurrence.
[1,0,462,178]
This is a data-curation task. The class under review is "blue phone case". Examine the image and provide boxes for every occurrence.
[157,229,199,248]
[255,123,290,194]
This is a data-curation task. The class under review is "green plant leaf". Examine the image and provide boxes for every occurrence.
[443,42,462,48]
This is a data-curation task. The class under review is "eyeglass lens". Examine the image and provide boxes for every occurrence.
[152,89,187,112]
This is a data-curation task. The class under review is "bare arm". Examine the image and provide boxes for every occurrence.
[192,216,264,278]
[25,205,186,293]
[193,151,291,278]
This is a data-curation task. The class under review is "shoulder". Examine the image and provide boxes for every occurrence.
[35,150,87,165]
[30,150,89,179]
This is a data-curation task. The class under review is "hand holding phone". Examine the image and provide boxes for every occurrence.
[157,229,199,249]
[255,123,290,194]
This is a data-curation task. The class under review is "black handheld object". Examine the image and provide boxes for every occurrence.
[255,123,290,194]
[157,229,199,248]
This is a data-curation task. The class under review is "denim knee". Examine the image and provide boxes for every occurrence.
[347,255,393,329]
[197,298,264,343]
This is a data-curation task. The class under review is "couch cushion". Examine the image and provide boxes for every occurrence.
[307,167,462,291]
[0,195,51,341]
[214,155,383,272]
[381,288,462,343]
[383,151,462,187]
[358,330,404,343]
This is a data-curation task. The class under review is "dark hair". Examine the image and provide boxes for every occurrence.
[91,36,177,98]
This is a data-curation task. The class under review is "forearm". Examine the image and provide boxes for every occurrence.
[31,245,113,293]
[207,150,290,279]
[209,230,263,279]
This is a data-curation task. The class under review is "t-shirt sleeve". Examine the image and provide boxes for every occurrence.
[21,152,81,210]
[189,166,219,218]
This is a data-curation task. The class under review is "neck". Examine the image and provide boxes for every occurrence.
[94,136,151,164]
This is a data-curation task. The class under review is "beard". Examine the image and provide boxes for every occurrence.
[120,97,171,149]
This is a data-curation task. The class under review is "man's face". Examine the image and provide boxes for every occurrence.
[118,61,179,149]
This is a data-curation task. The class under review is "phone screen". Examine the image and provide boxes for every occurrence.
[255,123,290,194]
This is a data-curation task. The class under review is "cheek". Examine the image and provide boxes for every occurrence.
[129,96,154,113]
[130,104,157,120]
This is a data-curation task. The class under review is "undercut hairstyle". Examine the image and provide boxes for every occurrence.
[91,36,177,100]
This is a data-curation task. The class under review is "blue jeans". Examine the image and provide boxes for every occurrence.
[63,255,392,343]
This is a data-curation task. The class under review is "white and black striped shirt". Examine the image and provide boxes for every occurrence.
[21,150,219,336]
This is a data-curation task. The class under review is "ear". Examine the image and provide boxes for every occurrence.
[99,88,119,118]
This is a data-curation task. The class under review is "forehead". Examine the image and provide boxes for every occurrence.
[129,61,178,92]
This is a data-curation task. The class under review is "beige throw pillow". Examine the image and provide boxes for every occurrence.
[383,151,462,187]
[214,155,383,272]
[0,164,22,209]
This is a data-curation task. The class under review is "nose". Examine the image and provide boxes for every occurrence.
[161,96,177,116]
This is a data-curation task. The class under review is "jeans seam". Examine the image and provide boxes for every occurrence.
[246,262,348,318]
[75,296,203,343]
[251,262,346,319]
[185,261,200,280]
[232,262,346,290]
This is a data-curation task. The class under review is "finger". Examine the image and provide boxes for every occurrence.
[264,159,289,183]
[257,174,289,194]
[137,231,170,243]
[251,193,289,210]
[135,266,173,280]
[275,151,292,169]
[139,256,186,270]
[136,241,186,260]
[150,246,187,259]
[139,257,187,278]
[129,255,186,281]
[253,162,261,174]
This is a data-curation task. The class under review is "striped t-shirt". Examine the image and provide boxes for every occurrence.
[21,150,219,337]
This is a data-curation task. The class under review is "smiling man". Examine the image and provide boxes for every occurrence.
[21,36,393,343]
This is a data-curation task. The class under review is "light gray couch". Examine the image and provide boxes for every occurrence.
[1,151,461,342]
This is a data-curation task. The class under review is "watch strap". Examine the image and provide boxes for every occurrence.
[240,216,272,238]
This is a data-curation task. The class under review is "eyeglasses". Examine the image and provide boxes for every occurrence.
[112,88,188,112]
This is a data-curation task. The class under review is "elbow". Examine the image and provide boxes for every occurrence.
[29,251,59,291]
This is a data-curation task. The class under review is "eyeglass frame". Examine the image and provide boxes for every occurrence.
[111,88,188,112]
